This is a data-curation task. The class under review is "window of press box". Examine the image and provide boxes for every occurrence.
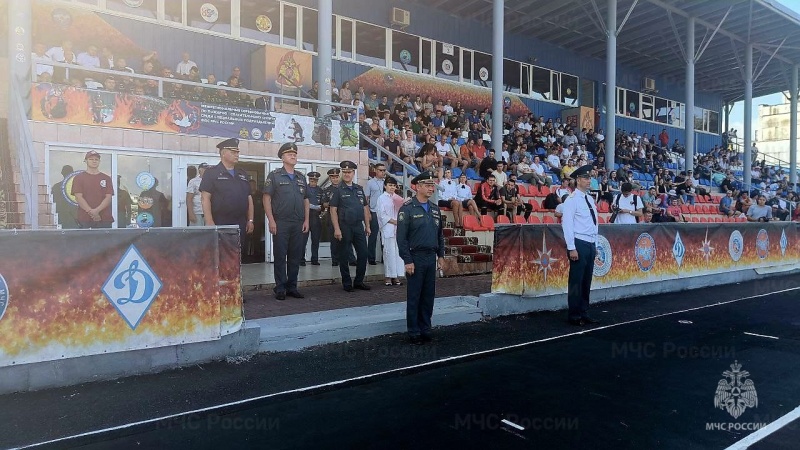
[436,42,460,82]
[550,72,561,103]
[531,66,551,101]
[302,7,318,52]
[472,52,492,88]
[165,0,182,23]
[654,97,668,123]
[640,95,654,121]
[240,0,280,44]
[282,3,298,48]
[580,79,595,108]
[106,0,157,19]
[187,0,231,34]
[355,22,386,67]
[339,18,354,59]
[461,50,472,83]
[392,31,419,73]
[626,91,640,117]
[561,74,578,106]
[502,59,521,94]
[693,106,704,131]
[708,111,719,134]
[421,39,433,75]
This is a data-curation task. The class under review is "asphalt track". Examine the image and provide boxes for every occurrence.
[5,274,800,450]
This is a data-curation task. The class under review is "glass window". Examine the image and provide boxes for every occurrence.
[421,39,433,75]
[654,97,668,123]
[626,90,639,117]
[521,65,531,96]
[106,0,157,19]
[392,31,418,73]
[165,0,182,23]
[355,22,385,66]
[579,78,594,107]
[616,88,625,115]
[188,0,231,34]
[282,3,298,47]
[550,72,561,102]
[461,49,472,83]
[693,106,704,131]
[472,52,492,88]
[640,94,654,121]
[562,74,578,106]
[48,149,111,230]
[709,110,719,134]
[531,66,550,100]
[436,42,460,82]
[503,59,521,94]
[75,0,99,5]
[118,154,173,229]
[240,0,280,44]
[676,103,685,128]
[339,18,354,59]
[301,8,318,52]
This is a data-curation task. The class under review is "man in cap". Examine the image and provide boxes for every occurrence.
[200,138,255,254]
[322,168,355,267]
[397,171,445,344]
[71,150,114,228]
[263,142,310,300]
[561,164,599,326]
[330,161,371,292]
[186,162,209,226]
[304,171,323,265]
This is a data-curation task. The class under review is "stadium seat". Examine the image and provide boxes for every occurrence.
[597,201,610,213]
[513,215,526,224]
[528,199,540,211]
[542,215,556,224]
[598,216,606,224]
[451,168,462,179]
[691,217,700,223]
[471,183,479,195]
[480,215,495,231]
[465,168,480,180]
[681,205,690,214]
[688,205,697,214]
[700,217,709,223]
[714,217,723,222]
[527,215,541,224]
[516,184,529,196]
[463,215,488,231]
[497,215,511,224]
[539,185,550,196]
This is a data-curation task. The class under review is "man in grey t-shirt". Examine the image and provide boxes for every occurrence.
[746,194,773,222]
[365,163,387,264]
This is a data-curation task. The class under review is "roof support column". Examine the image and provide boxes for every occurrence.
[790,65,798,185]
[9,0,32,114]
[743,44,753,191]
[723,102,730,142]
[685,16,695,173]
[316,0,332,117]
[604,0,617,174]
[491,0,504,150]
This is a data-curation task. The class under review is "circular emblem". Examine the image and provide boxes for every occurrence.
[124,0,144,7]
[251,128,263,140]
[634,233,657,272]
[136,171,155,190]
[138,196,154,210]
[16,43,25,52]
[728,230,744,262]
[594,235,613,277]
[200,3,219,23]
[15,53,26,63]
[383,73,395,85]
[629,102,636,113]
[0,272,9,322]
[566,88,572,96]
[136,212,154,228]
[478,67,489,81]
[61,170,84,207]
[256,14,272,32]
[399,49,412,64]
[15,26,25,36]
[51,8,73,28]
[503,96,512,107]
[756,229,769,260]
[441,59,453,75]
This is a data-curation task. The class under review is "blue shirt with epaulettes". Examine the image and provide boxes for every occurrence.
[396,196,445,263]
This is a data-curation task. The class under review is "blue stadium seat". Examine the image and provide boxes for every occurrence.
[465,168,480,180]
[644,173,654,181]
[457,138,466,146]
[451,168,462,179]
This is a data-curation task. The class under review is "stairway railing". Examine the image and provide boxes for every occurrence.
[8,77,39,229]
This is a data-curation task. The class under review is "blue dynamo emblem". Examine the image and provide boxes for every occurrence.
[672,231,686,267]
[634,233,657,272]
[780,229,788,257]
[0,272,9,322]
[756,229,769,260]
[593,235,613,277]
[102,245,163,330]
[728,230,743,262]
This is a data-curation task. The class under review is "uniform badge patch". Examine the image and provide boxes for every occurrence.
[264,178,272,187]
[398,212,405,222]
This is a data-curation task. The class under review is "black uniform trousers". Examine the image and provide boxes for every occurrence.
[273,219,304,294]
[338,220,368,288]
[406,251,437,337]
[367,211,379,262]
[304,213,322,263]
[329,218,355,264]
[567,239,596,321]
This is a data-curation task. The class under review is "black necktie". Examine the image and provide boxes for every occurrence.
[584,195,597,226]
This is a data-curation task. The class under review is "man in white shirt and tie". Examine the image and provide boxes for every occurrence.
[561,164,599,326]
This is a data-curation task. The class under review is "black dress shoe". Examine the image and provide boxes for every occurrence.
[349,261,357,267]
[311,261,320,266]
[343,286,354,292]
[568,319,584,326]
[408,336,424,345]
[275,292,286,301]
[299,261,306,266]
[368,260,377,265]
[354,283,371,290]
[421,334,433,343]
[582,317,600,324]
[287,291,305,298]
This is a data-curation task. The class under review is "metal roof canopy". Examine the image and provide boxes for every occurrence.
[409,0,800,103]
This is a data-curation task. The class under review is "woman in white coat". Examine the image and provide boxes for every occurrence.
[377,176,405,286]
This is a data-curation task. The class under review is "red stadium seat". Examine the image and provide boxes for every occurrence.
[463,215,487,231]
[480,215,495,231]
[528,215,541,224]
[690,217,700,223]
[513,215,526,224]
[681,205,690,214]
[516,184,529,196]
[598,216,606,224]
[539,185,550,196]
[596,201,610,213]
[688,205,697,214]
[471,183,479,195]
[528,199,541,212]
[542,215,556,224]
[497,215,511,224]
[699,217,708,223]
[714,217,723,222]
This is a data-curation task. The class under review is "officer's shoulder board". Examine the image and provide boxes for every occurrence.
[403,198,413,205]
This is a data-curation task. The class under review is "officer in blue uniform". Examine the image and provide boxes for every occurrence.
[200,138,254,256]
[561,164,600,326]
[330,160,371,292]
[304,171,323,265]
[397,171,445,344]
[263,142,310,300]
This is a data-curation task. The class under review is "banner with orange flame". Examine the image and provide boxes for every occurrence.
[492,223,800,296]
[0,228,243,367]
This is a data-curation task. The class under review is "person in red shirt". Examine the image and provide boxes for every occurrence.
[659,129,669,148]
[71,150,114,228]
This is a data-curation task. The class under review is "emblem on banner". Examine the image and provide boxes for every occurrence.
[728,230,743,262]
[0,273,9,322]
[102,245,163,329]
[593,235,612,277]
[533,234,559,282]
[634,233,656,272]
[699,228,715,264]
[756,229,769,260]
[714,361,758,419]
[251,128,263,140]
[780,229,788,257]
[672,231,685,268]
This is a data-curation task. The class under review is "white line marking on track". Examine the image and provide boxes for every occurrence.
[724,404,800,450]
[501,419,525,431]
[743,332,779,340]
[16,285,800,450]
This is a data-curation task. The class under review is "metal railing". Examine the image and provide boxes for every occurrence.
[358,132,420,195]
[9,77,40,229]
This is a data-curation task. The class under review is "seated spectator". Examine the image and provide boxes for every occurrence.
[475,174,503,217]
[416,143,439,173]
[747,194,773,222]
[455,173,481,222]
[460,139,480,169]
[719,190,740,217]
[32,42,54,80]
[478,149,497,179]
[642,186,665,215]
[664,196,685,222]
[141,50,163,74]
[561,159,577,180]
[499,179,532,219]
[767,192,790,221]
[554,194,569,219]
[227,67,246,88]
[176,52,198,77]
[76,45,101,68]
[492,161,508,187]
[736,191,753,215]
[438,169,464,225]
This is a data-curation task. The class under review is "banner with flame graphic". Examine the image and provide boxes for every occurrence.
[0,228,243,367]
[492,223,800,296]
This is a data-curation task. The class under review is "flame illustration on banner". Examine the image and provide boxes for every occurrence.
[699,228,715,265]
[532,233,559,283]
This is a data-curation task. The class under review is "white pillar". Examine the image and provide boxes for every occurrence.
[684,16,695,173]
[605,0,617,174]
[316,0,332,118]
[743,44,753,191]
[491,0,504,149]
[791,65,798,185]
[9,0,32,114]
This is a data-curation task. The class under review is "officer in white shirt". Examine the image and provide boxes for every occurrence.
[611,183,643,224]
[561,164,599,326]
